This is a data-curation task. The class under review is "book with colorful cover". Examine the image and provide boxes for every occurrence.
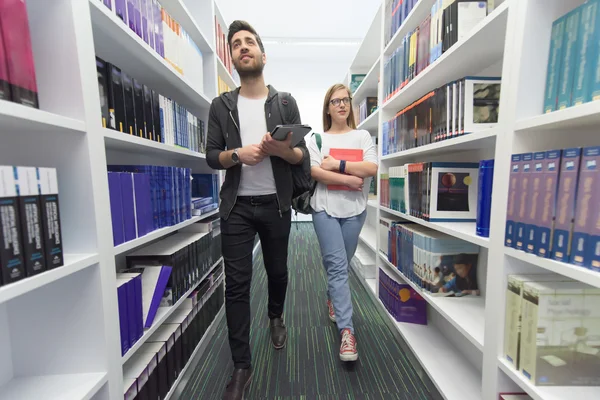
[327,148,363,191]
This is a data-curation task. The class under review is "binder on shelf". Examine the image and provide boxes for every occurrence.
[123,351,157,400]
[122,72,136,135]
[119,276,139,346]
[0,22,10,100]
[505,154,521,248]
[525,152,545,254]
[133,79,145,138]
[139,342,169,399]
[543,16,566,113]
[151,90,161,142]
[0,166,25,285]
[37,167,63,269]
[107,63,126,132]
[108,172,125,246]
[114,0,127,24]
[143,84,154,141]
[117,279,130,355]
[118,272,144,341]
[126,0,137,36]
[96,57,110,128]
[120,173,137,242]
[0,0,39,108]
[15,167,46,277]
[515,153,533,251]
[535,150,562,258]
[147,323,179,388]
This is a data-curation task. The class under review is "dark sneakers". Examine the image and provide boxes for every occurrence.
[269,317,287,349]
[222,367,253,400]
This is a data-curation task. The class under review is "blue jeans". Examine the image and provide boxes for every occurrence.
[312,210,367,334]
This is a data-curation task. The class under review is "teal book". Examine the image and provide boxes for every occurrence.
[543,16,566,113]
[557,8,581,110]
[572,0,600,106]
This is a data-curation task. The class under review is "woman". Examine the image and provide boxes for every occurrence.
[308,83,378,362]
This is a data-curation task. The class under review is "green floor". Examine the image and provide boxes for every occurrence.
[180,223,439,399]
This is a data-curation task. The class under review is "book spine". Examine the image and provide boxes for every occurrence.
[0,166,25,285]
[505,154,521,247]
[552,147,582,261]
[15,167,46,276]
[117,282,130,354]
[557,9,581,110]
[515,153,533,250]
[544,17,566,113]
[126,0,136,33]
[125,279,137,346]
[134,0,143,38]
[114,0,127,23]
[476,159,494,238]
[108,172,125,246]
[0,0,39,108]
[570,146,600,266]
[133,275,143,339]
[107,63,125,132]
[536,150,561,258]
[120,173,137,242]
[525,152,546,254]
[37,167,63,269]
[0,15,10,100]
[572,0,599,106]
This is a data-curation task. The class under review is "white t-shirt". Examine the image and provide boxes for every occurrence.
[237,95,276,196]
[308,129,378,218]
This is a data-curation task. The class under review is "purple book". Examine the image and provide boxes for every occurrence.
[570,146,600,267]
[114,0,127,24]
[516,153,533,250]
[133,173,147,237]
[131,274,143,340]
[141,265,173,328]
[102,0,112,10]
[124,278,137,347]
[505,154,521,248]
[536,150,562,258]
[120,173,137,242]
[143,174,153,235]
[108,172,125,246]
[126,0,136,33]
[117,280,130,354]
[525,152,546,254]
[552,148,582,262]
[395,284,427,325]
[153,0,164,57]
[140,0,149,45]
[144,0,155,50]
[134,0,143,38]
[590,167,600,271]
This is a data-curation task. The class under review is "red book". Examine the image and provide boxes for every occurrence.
[0,18,10,100]
[0,0,39,108]
[327,148,363,191]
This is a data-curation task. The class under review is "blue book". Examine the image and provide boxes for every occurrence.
[116,280,130,355]
[525,152,546,253]
[118,272,144,341]
[543,16,566,113]
[133,173,147,237]
[476,159,494,238]
[114,0,127,24]
[123,277,137,347]
[108,172,125,246]
[536,150,562,258]
[557,8,581,110]
[516,153,533,250]
[572,0,600,106]
[552,148,582,261]
[120,173,137,242]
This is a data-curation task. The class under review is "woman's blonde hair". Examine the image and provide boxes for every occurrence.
[322,83,357,132]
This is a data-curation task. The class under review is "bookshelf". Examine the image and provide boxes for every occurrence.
[346,0,600,398]
[0,0,232,398]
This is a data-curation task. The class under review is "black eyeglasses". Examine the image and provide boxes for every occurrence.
[330,97,352,107]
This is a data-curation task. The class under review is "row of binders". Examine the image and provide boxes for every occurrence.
[381,77,501,156]
[379,217,481,297]
[383,0,495,101]
[99,0,205,93]
[0,0,39,108]
[108,166,193,246]
[544,0,600,113]
[124,272,224,400]
[379,268,427,325]
[97,57,207,153]
[0,166,63,287]
[118,217,221,356]
[505,147,600,271]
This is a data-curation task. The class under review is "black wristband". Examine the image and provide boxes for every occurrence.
[340,160,346,174]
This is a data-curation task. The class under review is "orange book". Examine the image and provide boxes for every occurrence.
[327,148,363,191]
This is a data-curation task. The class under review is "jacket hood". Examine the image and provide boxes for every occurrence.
[220,84,280,111]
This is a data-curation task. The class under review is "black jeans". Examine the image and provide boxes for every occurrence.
[221,194,291,369]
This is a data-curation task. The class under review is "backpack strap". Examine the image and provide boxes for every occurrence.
[277,91,292,125]
[313,132,322,151]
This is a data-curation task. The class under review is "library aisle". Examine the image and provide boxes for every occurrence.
[180,224,440,400]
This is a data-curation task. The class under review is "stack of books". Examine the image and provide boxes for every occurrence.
[123,272,224,398]
[102,0,205,93]
[191,174,219,216]
[383,0,493,101]
[379,268,427,325]
[358,97,378,125]
[96,57,206,153]
[505,147,600,271]
[0,166,63,288]
[379,218,481,296]
[0,0,39,108]
[544,0,600,113]
[382,76,501,156]
[107,165,193,246]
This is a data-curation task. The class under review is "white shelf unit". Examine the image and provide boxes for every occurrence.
[345,0,600,398]
[0,0,229,399]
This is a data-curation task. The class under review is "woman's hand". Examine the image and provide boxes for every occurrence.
[344,175,364,191]
[320,155,340,172]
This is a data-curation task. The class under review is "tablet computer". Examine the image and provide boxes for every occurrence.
[271,124,312,147]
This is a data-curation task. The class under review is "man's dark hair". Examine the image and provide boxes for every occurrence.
[228,20,265,54]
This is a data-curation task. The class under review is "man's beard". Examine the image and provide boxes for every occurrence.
[234,57,265,79]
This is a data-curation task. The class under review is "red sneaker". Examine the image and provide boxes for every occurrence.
[339,328,358,362]
[327,299,336,322]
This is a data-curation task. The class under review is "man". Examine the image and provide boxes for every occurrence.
[205,20,308,400]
